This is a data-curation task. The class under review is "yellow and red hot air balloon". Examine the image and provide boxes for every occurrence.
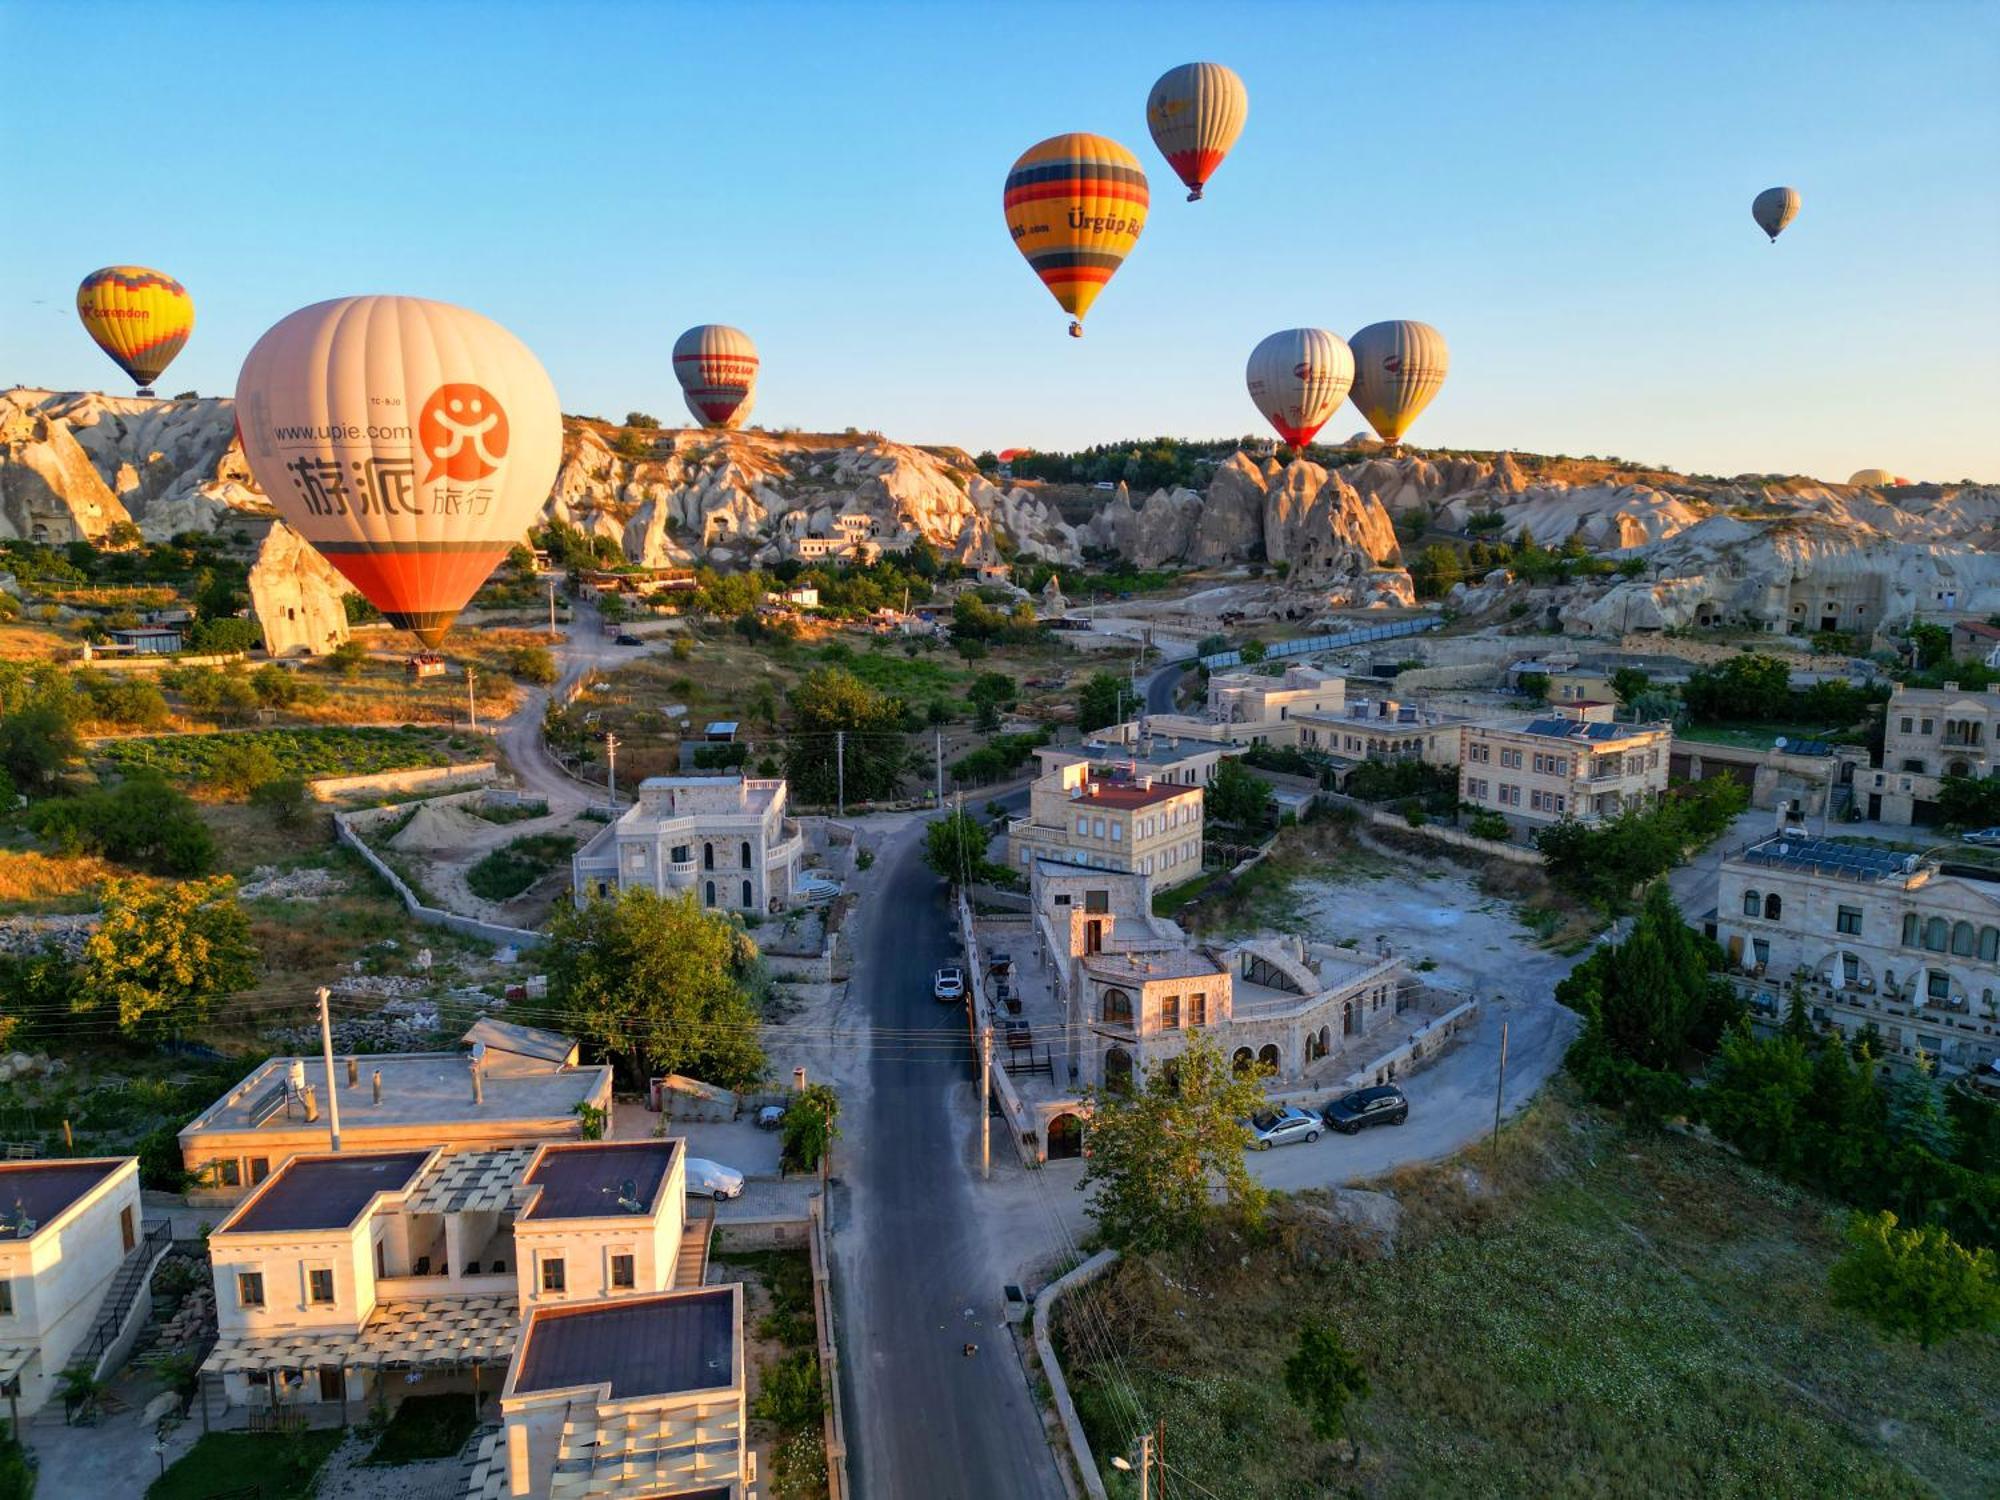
[1246,328,1354,448]
[1348,320,1450,447]
[1004,133,1148,337]
[1145,62,1248,202]
[673,324,759,430]
[234,296,562,649]
[76,266,194,395]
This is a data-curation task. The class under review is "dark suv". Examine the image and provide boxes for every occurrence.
[1320,1084,1408,1134]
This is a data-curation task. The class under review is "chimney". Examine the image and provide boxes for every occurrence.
[346,1057,359,1088]
[471,1059,484,1105]
[372,1070,382,1106]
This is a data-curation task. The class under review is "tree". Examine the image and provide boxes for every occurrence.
[1079,1033,1268,1253]
[1239,640,1269,664]
[1409,544,1463,599]
[1906,622,1952,671]
[75,876,256,1040]
[785,667,907,805]
[1680,653,1793,724]
[326,639,370,679]
[624,411,660,430]
[28,774,216,875]
[1516,671,1551,702]
[1937,774,2000,831]
[922,809,998,888]
[1208,757,1274,827]
[966,671,1017,731]
[0,700,80,795]
[206,738,283,797]
[505,645,558,685]
[527,888,766,1089]
[1076,672,1125,733]
[1282,1318,1370,1454]
[781,1083,841,1174]
[1828,1210,1999,1349]
[250,774,311,829]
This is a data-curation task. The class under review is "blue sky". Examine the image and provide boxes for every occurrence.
[4,1,1996,482]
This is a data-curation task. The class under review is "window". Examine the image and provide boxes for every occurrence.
[1092,818,1105,838]
[610,1253,635,1290]
[308,1268,335,1305]
[1470,742,1490,763]
[1742,889,1761,918]
[1925,917,1949,951]
[670,844,690,864]
[217,1159,241,1188]
[1110,822,1122,842]
[1903,913,1920,947]
[1161,994,1180,1030]
[741,841,752,868]
[0,1281,12,1316]
[1921,719,1934,735]
[318,1367,344,1401]
[1927,970,1951,1002]
[1899,717,1913,733]
[1101,988,1133,1025]
[1188,993,1207,1027]
[1837,906,1862,937]
[703,842,715,870]
[1752,938,1770,968]
[1951,921,1976,957]
[742,879,753,907]
[1500,748,1522,769]
[1982,927,1999,962]
[1075,815,1088,836]
[249,1157,270,1185]
[1085,889,1108,913]
[1764,894,1782,921]
[705,880,716,907]
[238,1272,265,1308]
[541,1258,567,1293]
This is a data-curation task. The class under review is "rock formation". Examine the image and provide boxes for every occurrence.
[0,395,134,543]
[247,521,353,657]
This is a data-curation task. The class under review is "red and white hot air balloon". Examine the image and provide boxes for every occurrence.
[673,324,759,429]
[234,296,563,648]
[1245,328,1354,447]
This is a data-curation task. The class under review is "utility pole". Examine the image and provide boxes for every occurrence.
[935,728,944,806]
[1491,1016,1509,1164]
[317,987,343,1152]
[547,580,558,637]
[980,1022,992,1182]
[604,733,620,813]
[835,730,845,818]
[466,664,477,729]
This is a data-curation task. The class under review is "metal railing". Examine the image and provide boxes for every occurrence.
[75,1220,173,1383]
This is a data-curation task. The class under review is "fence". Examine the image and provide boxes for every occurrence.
[307,760,497,803]
[1033,1250,1122,1500]
[1196,614,1441,670]
[332,804,544,950]
[807,1195,851,1500]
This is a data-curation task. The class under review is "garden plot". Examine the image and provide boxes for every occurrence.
[368,791,590,926]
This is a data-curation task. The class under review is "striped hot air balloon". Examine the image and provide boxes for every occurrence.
[1753,186,1801,243]
[1145,62,1248,202]
[1349,321,1450,447]
[234,296,563,649]
[1246,328,1354,447]
[673,324,759,430]
[76,265,194,395]
[1004,133,1148,337]
[1847,468,1896,488]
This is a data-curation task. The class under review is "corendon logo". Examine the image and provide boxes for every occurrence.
[417,384,509,484]
[1381,356,1404,374]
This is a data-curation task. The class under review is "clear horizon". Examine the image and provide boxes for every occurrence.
[3,1,1996,484]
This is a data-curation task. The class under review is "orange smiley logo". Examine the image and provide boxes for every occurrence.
[417,384,509,484]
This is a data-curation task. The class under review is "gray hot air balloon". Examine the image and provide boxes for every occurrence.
[1348,321,1449,447]
[1752,186,1801,243]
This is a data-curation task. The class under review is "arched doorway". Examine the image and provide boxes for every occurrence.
[1100,988,1133,1026]
[1046,1113,1084,1160]
[1104,1047,1134,1092]
[741,879,753,908]
[1231,1047,1255,1077]
[1257,1043,1281,1075]
[1343,1000,1356,1036]
[704,880,716,907]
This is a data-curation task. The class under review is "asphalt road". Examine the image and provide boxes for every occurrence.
[1143,659,1187,715]
[832,822,1066,1500]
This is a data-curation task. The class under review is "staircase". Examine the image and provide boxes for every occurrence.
[79,1221,173,1383]
[675,1207,714,1288]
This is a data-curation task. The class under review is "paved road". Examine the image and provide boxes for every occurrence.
[494,590,638,812]
[1143,659,1186,715]
[832,820,1065,1500]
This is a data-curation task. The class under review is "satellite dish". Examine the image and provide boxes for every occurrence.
[1774,736,1788,749]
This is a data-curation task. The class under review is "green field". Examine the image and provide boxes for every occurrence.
[1057,1093,1999,1500]
[148,1430,343,1500]
[99,726,461,784]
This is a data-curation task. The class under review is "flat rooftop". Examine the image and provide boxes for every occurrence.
[1077,778,1188,810]
[521,1141,679,1221]
[0,1160,123,1239]
[1083,948,1226,983]
[515,1288,736,1399]
[184,1054,607,1137]
[221,1151,430,1235]
[1517,718,1654,742]
[1732,836,1911,884]
[1057,738,1220,770]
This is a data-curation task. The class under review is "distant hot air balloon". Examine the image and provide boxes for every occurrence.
[76,266,194,395]
[673,325,759,430]
[1753,186,1801,243]
[1145,62,1248,202]
[1847,468,1896,488]
[1246,328,1354,447]
[1348,321,1449,447]
[234,296,562,649]
[1004,133,1149,337]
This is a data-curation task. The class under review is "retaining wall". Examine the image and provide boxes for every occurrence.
[308,760,497,802]
[1033,1249,1122,1500]
[332,803,543,949]
[1358,805,1546,866]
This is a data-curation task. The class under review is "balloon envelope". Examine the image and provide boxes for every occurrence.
[1753,186,1801,241]
[234,296,562,648]
[1145,62,1248,201]
[76,266,193,393]
[673,324,759,430]
[1004,133,1148,336]
[1246,328,1354,447]
[1847,468,1896,488]
[1348,321,1449,446]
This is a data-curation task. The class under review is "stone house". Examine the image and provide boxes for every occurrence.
[1881,682,2000,781]
[1005,763,1205,889]
[1459,703,1671,836]
[571,774,806,913]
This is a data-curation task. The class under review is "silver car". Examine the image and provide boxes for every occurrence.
[685,1158,744,1200]
[1959,828,2000,847]
[1243,1107,1322,1150]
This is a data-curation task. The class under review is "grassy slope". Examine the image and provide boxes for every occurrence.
[1059,1094,1998,1500]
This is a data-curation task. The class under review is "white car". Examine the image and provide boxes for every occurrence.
[1959,828,2000,847]
[934,965,965,1003]
[685,1158,744,1200]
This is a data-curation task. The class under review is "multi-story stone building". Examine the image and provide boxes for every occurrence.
[1005,763,1205,889]
[1713,833,2000,1075]
[1881,682,2000,781]
[1293,693,1471,772]
[1459,703,1671,835]
[1143,663,1347,748]
[1032,729,1230,790]
[571,774,806,913]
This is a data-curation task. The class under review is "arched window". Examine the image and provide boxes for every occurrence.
[1951,921,1976,957]
[1925,917,1949,951]
[1342,999,1356,1036]
[1104,1047,1134,1092]
[703,842,715,870]
[704,880,716,907]
[1046,1113,1084,1160]
[1100,988,1132,1025]
[1257,1044,1281,1074]
[1764,894,1783,921]
[741,841,752,869]
[1981,927,1999,963]
[1903,914,1920,947]
[1742,889,1760,917]
[1231,1048,1255,1076]
[742,879,753,908]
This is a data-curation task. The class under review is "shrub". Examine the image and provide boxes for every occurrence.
[28,774,216,875]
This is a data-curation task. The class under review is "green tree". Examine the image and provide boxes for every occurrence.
[1936,774,2000,831]
[966,671,1017,731]
[1410,544,1464,599]
[1680,653,1794,723]
[250,774,312,830]
[28,774,216,875]
[1079,1032,1268,1253]
[1906,622,1952,671]
[785,667,907,805]
[75,875,256,1040]
[1828,1209,2000,1349]
[1516,671,1551,702]
[0,700,81,796]
[624,411,660,430]
[781,1082,841,1174]
[922,809,998,888]
[1700,1024,1816,1174]
[1076,672,1125,733]
[1208,757,1275,827]
[1282,1318,1371,1454]
[505,645,559,685]
[528,888,766,1089]
[326,639,370,679]
[206,738,283,797]
[1239,640,1269,664]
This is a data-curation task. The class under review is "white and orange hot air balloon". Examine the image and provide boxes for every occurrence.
[234,296,562,648]
[1246,328,1354,447]
[1145,62,1248,202]
[673,324,759,429]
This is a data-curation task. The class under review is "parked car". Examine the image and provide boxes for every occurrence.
[615,632,644,646]
[934,965,965,1003]
[685,1158,744,1199]
[1243,1107,1322,1150]
[1320,1084,1409,1134]
[1960,827,2000,847]
[756,1104,787,1131]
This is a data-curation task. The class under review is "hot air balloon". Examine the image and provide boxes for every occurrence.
[1145,62,1248,202]
[1348,321,1449,447]
[76,266,194,396]
[1753,186,1801,242]
[1004,133,1148,337]
[1847,468,1896,488]
[234,296,562,649]
[673,324,759,430]
[1246,328,1354,447]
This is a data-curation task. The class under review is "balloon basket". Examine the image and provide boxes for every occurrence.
[1068,321,1083,339]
